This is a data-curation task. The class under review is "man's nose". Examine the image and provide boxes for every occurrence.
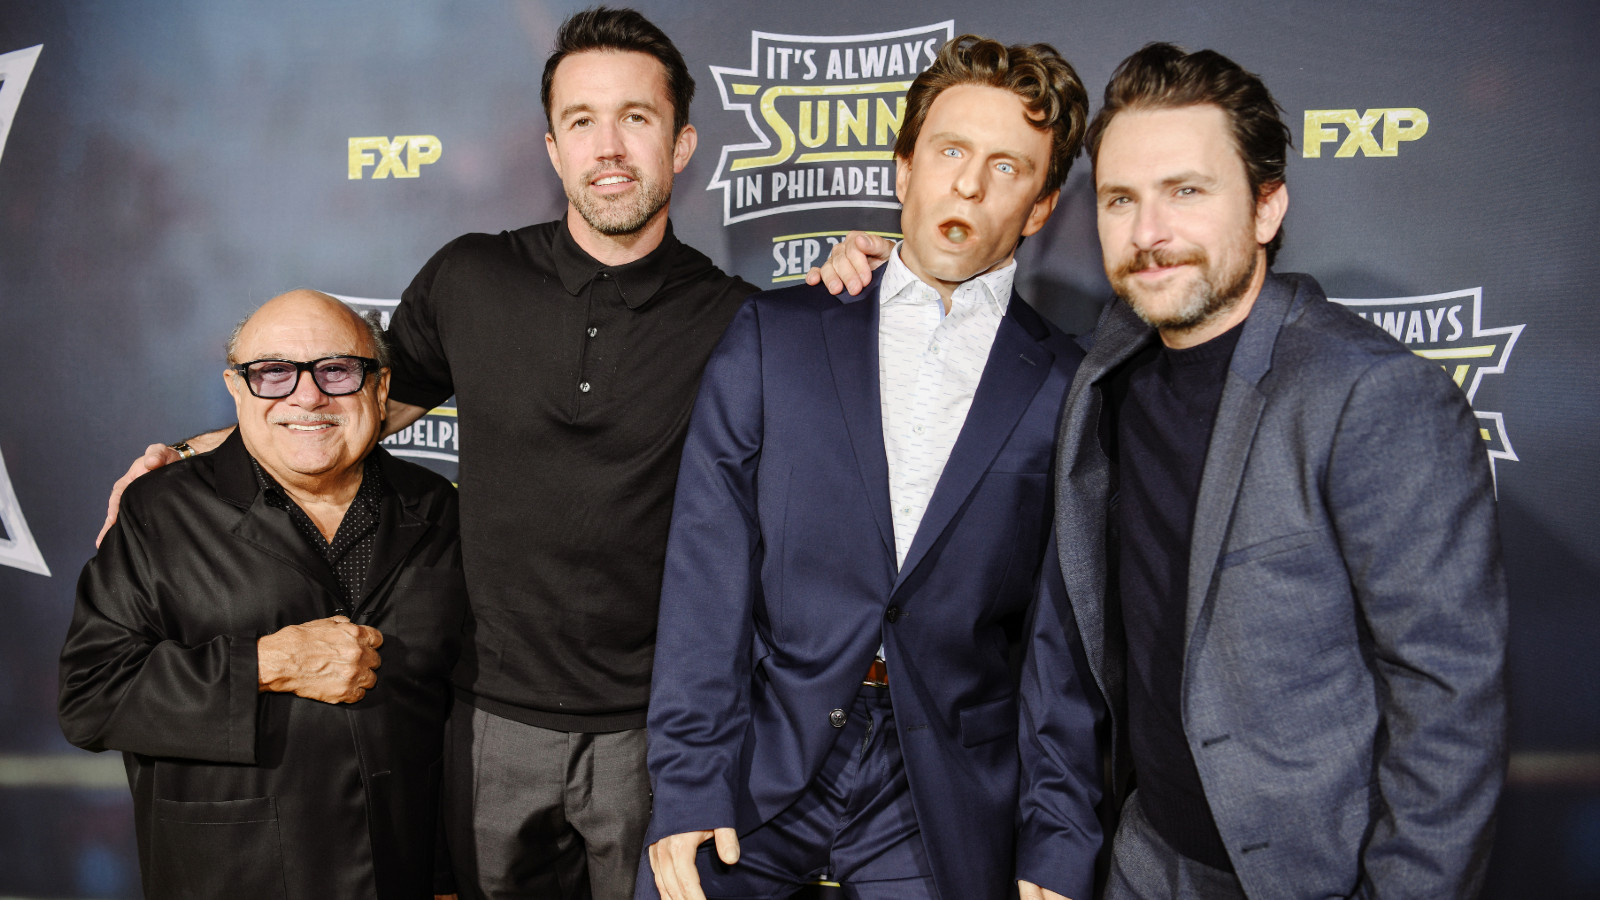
[593,119,625,159]
[286,369,329,407]
[952,157,984,201]
[1130,201,1171,249]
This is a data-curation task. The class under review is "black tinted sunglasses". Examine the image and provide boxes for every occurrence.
[232,356,380,399]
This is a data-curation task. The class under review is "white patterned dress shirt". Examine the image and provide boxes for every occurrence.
[877,245,1014,570]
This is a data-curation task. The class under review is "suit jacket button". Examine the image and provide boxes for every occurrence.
[829,708,847,728]
[885,606,901,623]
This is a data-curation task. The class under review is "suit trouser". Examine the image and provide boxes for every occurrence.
[637,686,936,900]
[443,702,651,900]
[1105,790,1245,900]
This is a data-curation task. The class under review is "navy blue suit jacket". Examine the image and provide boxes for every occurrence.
[644,274,1101,900]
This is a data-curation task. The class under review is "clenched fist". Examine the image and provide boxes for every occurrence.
[257,615,383,704]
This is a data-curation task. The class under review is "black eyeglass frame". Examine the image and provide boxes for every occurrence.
[231,356,382,399]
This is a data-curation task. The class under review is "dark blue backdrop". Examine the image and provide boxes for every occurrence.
[1,1,1595,895]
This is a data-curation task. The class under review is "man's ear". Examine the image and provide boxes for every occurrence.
[544,130,562,176]
[1255,181,1288,246]
[372,367,391,438]
[672,124,698,173]
[223,368,248,416]
[1021,188,1061,238]
[894,155,911,204]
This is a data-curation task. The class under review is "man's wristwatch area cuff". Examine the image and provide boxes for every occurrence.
[170,441,197,459]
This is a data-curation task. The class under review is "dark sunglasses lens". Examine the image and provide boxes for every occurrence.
[312,358,367,395]
[246,361,301,398]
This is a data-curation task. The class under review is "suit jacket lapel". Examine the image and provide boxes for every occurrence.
[894,295,1054,591]
[1055,299,1154,705]
[821,281,896,560]
[1184,273,1299,653]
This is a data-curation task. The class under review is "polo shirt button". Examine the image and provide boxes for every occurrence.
[579,382,591,392]
[588,327,598,337]
[829,708,847,728]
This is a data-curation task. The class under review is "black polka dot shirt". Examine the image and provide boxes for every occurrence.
[250,455,385,614]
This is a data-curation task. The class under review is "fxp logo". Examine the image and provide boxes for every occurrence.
[1303,108,1428,158]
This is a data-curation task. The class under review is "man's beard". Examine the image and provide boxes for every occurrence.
[1111,244,1257,334]
[568,163,673,237]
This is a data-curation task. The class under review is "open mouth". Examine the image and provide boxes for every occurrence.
[591,172,636,190]
[939,218,973,245]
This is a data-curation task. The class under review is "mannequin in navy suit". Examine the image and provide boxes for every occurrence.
[642,36,1103,900]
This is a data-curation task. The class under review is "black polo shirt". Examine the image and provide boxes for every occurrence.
[386,217,755,731]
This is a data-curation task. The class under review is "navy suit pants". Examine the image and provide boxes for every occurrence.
[651,687,936,900]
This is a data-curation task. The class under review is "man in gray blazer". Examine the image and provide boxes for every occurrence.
[1017,44,1508,899]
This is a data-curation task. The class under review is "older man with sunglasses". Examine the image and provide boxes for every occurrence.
[60,289,467,900]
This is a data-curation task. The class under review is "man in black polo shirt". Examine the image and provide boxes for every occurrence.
[99,9,755,899]
[357,11,755,897]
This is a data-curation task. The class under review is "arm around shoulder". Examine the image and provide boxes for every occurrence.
[97,426,234,547]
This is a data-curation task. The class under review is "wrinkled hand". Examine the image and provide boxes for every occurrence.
[649,827,739,900]
[1018,880,1072,900]
[97,443,182,547]
[804,231,894,296]
[257,616,383,704]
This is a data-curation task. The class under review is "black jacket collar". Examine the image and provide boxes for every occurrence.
[210,427,430,512]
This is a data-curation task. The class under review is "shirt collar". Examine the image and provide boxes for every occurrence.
[552,213,675,310]
[250,455,385,514]
[878,242,1015,316]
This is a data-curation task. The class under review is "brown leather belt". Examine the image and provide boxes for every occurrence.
[862,657,888,688]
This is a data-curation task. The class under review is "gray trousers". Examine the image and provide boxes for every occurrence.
[1104,791,1246,900]
[442,703,651,900]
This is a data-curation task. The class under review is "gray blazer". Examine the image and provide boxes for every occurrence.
[1025,272,1508,898]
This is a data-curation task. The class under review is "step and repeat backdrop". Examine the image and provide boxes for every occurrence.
[1,1,1595,896]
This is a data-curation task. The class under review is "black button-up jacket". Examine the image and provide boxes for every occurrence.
[59,429,466,899]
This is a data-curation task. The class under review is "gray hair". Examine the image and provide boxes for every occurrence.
[225,295,390,369]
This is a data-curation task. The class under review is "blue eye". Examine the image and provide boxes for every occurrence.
[997,162,1015,174]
